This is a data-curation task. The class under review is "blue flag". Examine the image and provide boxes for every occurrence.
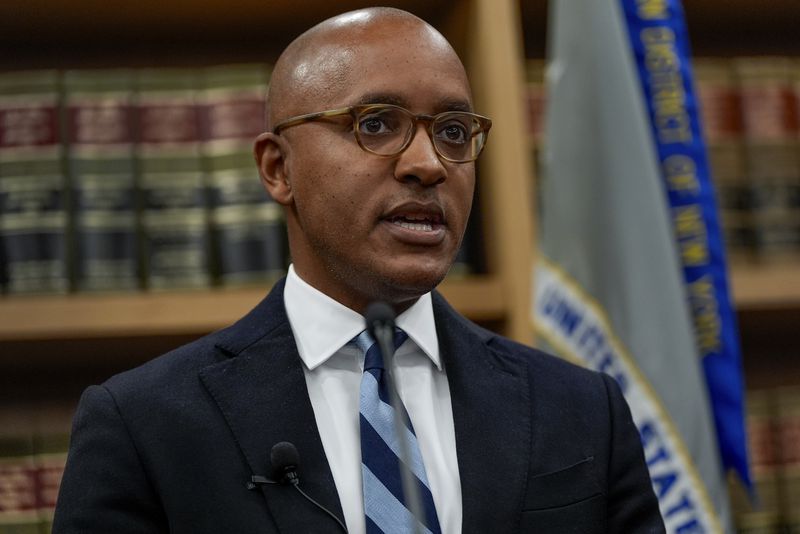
[534,0,750,530]
[618,0,750,490]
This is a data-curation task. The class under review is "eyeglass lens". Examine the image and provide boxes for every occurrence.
[355,107,484,162]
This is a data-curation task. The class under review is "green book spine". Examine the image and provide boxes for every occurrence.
[0,71,68,295]
[735,57,800,260]
[775,386,800,532]
[694,58,752,260]
[0,410,39,534]
[729,390,782,533]
[200,64,286,287]
[65,69,139,292]
[32,405,71,534]
[136,68,210,290]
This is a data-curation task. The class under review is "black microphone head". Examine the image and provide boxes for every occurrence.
[270,442,300,485]
[270,441,299,478]
[365,301,396,339]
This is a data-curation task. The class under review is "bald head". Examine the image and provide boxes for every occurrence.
[266,7,467,130]
[254,7,478,313]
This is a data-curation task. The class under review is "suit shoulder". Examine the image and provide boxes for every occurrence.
[433,291,604,387]
[102,330,225,400]
[101,284,285,398]
[470,321,601,384]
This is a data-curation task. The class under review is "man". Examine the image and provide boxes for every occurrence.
[53,7,665,533]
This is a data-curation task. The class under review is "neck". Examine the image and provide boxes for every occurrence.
[290,264,421,317]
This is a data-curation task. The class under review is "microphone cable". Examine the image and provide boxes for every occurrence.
[247,441,348,533]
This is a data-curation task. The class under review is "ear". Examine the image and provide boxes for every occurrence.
[254,131,293,205]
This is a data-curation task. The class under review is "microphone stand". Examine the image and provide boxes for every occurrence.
[372,320,425,534]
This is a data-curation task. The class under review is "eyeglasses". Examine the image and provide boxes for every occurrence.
[272,104,492,163]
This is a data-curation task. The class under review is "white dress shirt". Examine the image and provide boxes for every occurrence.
[283,265,462,534]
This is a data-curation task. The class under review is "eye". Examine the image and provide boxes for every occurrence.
[435,119,470,145]
[360,117,386,134]
[357,111,399,136]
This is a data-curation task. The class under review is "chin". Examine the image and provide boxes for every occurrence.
[377,260,450,300]
[332,250,457,309]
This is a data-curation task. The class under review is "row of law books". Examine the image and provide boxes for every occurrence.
[0,64,288,295]
[525,56,800,263]
[0,403,71,534]
[0,64,482,296]
[729,386,800,533]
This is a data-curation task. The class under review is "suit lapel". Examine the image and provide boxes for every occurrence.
[199,280,345,533]
[433,292,532,532]
[197,283,532,532]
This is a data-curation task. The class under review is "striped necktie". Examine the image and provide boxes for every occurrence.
[354,329,441,534]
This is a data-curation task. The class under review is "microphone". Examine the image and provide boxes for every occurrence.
[270,441,299,485]
[247,441,348,533]
[364,300,395,346]
[364,302,424,534]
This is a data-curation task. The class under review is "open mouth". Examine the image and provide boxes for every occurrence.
[387,214,441,232]
[381,203,447,245]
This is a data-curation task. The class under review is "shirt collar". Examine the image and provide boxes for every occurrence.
[283,265,441,371]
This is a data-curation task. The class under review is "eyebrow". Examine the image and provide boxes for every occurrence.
[357,93,406,107]
[355,92,474,113]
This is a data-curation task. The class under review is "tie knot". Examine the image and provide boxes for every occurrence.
[354,328,408,372]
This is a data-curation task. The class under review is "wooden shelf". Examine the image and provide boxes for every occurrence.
[0,0,459,69]
[2,260,795,343]
[730,262,800,311]
[0,276,506,342]
[2,0,451,32]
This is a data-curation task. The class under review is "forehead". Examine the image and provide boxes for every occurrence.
[290,20,472,113]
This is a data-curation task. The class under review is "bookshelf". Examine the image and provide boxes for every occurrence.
[0,0,796,362]
[0,276,506,342]
[1,0,799,530]
[0,0,533,364]
[730,262,800,311]
[0,1,458,69]
[0,0,796,357]
[1,262,794,342]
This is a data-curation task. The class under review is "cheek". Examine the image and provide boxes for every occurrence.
[291,141,384,217]
[291,162,373,238]
[449,173,476,227]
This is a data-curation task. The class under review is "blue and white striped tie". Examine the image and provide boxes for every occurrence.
[355,329,441,534]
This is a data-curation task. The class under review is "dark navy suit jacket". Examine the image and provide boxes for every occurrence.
[53,279,665,533]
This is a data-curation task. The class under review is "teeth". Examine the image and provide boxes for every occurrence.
[393,220,433,232]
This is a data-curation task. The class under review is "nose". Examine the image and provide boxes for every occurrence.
[394,123,447,187]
